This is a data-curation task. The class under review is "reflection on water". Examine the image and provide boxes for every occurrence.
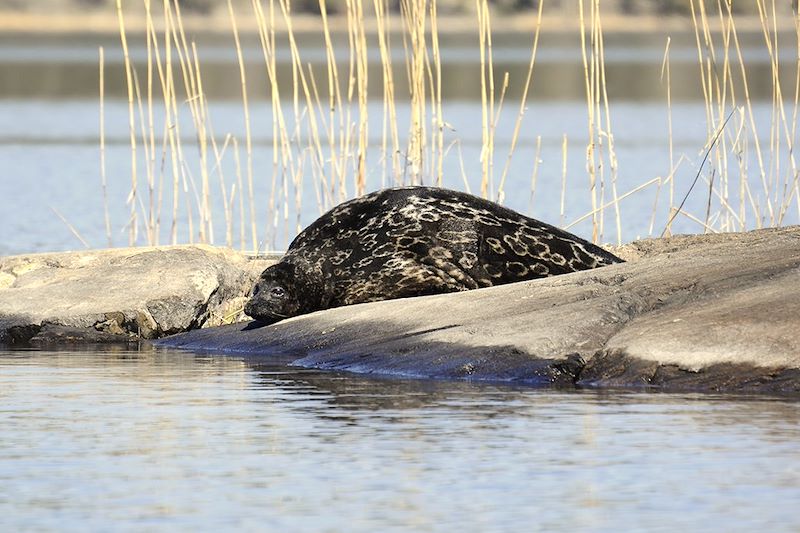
[0,32,795,101]
[1,347,799,531]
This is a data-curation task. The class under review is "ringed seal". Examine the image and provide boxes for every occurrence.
[245,186,623,323]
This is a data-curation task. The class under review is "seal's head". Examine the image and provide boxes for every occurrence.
[245,262,315,323]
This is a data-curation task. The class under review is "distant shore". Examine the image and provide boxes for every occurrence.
[0,10,795,36]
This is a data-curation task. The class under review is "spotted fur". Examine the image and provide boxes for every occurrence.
[244,186,623,323]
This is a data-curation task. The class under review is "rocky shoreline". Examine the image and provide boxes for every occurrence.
[2,227,799,394]
[0,245,276,343]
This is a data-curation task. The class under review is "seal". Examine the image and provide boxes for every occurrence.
[245,186,623,323]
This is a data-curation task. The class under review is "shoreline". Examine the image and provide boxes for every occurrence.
[2,227,799,394]
[0,11,795,36]
[159,226,800,395]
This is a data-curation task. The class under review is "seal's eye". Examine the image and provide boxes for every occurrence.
[270,287,286,299]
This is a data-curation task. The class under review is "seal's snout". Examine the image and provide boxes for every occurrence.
[243,296,257,319]
[244,284,264,321]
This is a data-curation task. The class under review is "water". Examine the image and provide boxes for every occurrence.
[1,348,799,532]
[0,98,720,254]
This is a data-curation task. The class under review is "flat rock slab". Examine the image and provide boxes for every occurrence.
[0,246,276,342]
[160,227,800,394]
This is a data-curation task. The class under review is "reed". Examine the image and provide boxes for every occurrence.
[497,0,543,204]
[665,0,800,235]
[227,0,257,251]
[99,46,112,248]
[373,0,401,188]
[102,0,799,254]
[115,0,137,246]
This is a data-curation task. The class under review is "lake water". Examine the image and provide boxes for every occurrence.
[1,347,799,532]
[1,31,799,254]
[2,30,800,531]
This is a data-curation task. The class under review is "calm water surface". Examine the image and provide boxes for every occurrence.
[1,348,799,532]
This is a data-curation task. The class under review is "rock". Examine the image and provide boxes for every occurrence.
[0,246,277,343]
[160,226,800,394]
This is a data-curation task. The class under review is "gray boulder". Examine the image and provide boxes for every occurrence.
[0,246,275,343]
[160,226,800,394]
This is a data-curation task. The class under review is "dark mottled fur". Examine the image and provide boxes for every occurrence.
[245,186,623,323]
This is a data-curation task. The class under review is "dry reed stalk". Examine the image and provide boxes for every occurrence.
[210,134,234,247]
[702,160,748,227]
[674,209,720,233]
[579,0,618,242]
[476,0,496,198]
[99,46,112,248]
[697,2,734,232]
[337,1,357,199]
[789,9,800,219]
[754,0,799,224]
[566,177,661,231]
[429,0,444,186]
[154,0,180,245]
[453,139,471,193]
[348,0,369,196]
[167,0,205,243]
[130,70,154,244]
[662,109,735,237]
[306,66,331,213]
[690,0,715,136]
[318,0,347,204]
[252,0,286,249]
[578,0,598,242]
[560,133,568,226]
[227,0,257,252]
[648,38,671,237]
[402,0,427,185]
[116,0,137,246]
[277,0,330,235]
[528,135,542,216]
[685,0,708,235]
[51,207,90,249]
[373,0,401,187]
[718,3,736,231]
[167,11,191,244]
[688,0,738,232]
[192,42,213,243]
[144,0,157,244]
[722,1,773,224]
[167,1,210,243]
[232,137,246,250]
[270,0,304,246]
[593,6,621,245]
[733,111,749,230]
[497,0,543,202]
[593,6,607,242]
[756,0,779,212]
[662,38,674,215]
[491,72,509,203]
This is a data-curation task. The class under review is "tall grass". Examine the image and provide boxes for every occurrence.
[675,0,800,234]
[103,0,800,252]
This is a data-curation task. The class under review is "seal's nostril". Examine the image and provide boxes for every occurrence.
[251,284,260,297]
